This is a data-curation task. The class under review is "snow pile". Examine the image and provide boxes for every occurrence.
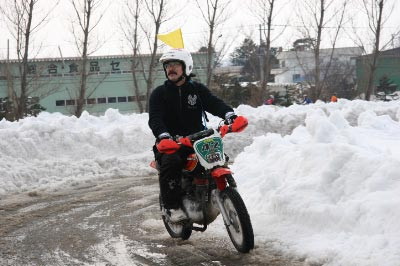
[233,101,400,265]
[0,109,155,195]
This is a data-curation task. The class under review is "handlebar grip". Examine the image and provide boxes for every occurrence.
[219,125,230,137]
[188,128,215,141]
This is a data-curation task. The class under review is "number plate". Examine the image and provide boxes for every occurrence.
[194,136,225,169]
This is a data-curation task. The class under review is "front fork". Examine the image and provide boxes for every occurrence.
[212,189,232,228]
[210,167,234,228]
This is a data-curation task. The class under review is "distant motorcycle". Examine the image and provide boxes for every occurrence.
[150,117,254,253]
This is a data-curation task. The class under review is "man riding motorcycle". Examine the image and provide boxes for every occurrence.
[148,48,242,222]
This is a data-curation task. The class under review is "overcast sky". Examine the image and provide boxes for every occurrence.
[0,0,399,60]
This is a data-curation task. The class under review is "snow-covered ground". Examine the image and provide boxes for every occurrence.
[1,99,400,266]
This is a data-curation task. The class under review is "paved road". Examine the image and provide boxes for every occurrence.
[0,175,306,266]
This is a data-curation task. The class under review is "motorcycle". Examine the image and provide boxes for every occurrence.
[150,117,254,253]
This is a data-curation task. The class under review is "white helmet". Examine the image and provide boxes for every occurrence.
[159,48,193,76]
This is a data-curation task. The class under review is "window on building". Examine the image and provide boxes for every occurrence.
[66,99,75,106]
[69,63,79,73]
[56,100,65,106]
[138,95,146,101]
[127,96,136,102]
[28,64,37,75]
[0,98,7,112]
[97,97,106,104]
[281,60,285,68]
[118,96,127,102]
[108,97,116,103]
[292,74,301,82]
[86,98,96,104]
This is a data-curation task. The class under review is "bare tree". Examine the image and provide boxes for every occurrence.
[142,0,170,112]
[324,60,358,99]
[120,0,145,113]
[0,0,58,120]
[248,0,278,105]
[70,0,106,117]
[296,0,347,101]
[119,0,177,112]
[347,0,400,100]
[194,0,232,88]
[362,0,386,101]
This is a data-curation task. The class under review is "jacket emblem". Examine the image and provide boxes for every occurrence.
[188,94,197,106]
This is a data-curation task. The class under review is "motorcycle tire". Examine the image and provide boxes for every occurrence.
[159,195,193,240]
[220,187,254,253]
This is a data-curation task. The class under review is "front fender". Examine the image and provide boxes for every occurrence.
[211,167,232,178]
[211,168,232,190]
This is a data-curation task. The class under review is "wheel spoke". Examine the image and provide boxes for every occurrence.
[223,196,244,244]
[228,210,240,232]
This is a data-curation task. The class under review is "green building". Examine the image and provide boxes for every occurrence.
[356,47,400,95]
[0,52,208,115]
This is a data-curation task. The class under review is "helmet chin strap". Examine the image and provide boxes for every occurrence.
[173,75,185,84]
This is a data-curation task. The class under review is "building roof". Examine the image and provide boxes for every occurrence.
[358,47,400,59]
[214,65,243,75]
[276,47,363,60]
[0,52,207,64]
[380,47,400,56]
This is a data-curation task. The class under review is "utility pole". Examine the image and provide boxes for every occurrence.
[7,39,10,94]
[6,39,14,120]
[258,24,264,84]
[58,46,65,70]
[7,39,9,61]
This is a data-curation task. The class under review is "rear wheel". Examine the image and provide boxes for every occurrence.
[220,187,254,253]
[159,195,192,240]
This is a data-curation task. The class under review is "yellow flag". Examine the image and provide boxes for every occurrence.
[157,28,184,49]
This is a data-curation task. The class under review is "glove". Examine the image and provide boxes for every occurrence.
[225,112,237,125]
[219,115,248,137]
[219,125,229,138]
[178,137,193,148]
[156,138,180,154]
[231,116,248,132]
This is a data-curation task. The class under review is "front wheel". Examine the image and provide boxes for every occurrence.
[220,187,254,253]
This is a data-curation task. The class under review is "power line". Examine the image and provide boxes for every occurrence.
[0,22,398,52]
[182,22,399,34]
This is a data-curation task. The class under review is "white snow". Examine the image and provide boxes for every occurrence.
[1,99,400,265]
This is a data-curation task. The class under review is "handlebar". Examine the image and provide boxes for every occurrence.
[175,116,248,145]
[186,128,215,142]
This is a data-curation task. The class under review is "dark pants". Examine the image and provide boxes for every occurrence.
[155,146,191,210]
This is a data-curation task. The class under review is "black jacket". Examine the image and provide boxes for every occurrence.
[148,80,233,138]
